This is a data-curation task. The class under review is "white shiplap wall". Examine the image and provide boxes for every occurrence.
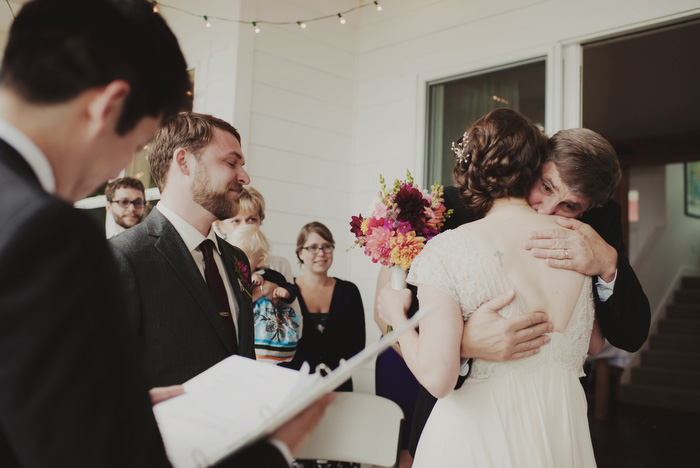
[160,0,700,392]
[245,0,357,284]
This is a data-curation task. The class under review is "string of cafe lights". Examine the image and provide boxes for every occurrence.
[151,0,384,33]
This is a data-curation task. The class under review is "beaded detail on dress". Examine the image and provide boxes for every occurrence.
[407,229,594,380]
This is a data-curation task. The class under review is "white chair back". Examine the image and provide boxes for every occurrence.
[295,392,404,468]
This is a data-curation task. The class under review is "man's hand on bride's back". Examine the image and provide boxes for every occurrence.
[460,290,554,361]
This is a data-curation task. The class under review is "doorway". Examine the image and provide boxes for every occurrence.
[581,18,700,257]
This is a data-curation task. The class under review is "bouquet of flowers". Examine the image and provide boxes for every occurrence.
[349,170,452,288]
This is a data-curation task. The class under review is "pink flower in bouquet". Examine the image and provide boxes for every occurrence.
[372,200,389,219]
[364,225,393,264]
[395,220,414,235]
[423,203,447,236]
[390,231,425,270]
[366,215,386,232]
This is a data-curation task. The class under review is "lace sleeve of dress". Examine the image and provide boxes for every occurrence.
[406,234,460,305]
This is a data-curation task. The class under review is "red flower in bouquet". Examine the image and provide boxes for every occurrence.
[349,215,364,238]
[395,184,430,232]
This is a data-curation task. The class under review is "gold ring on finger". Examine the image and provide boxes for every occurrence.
[564,249,569,259]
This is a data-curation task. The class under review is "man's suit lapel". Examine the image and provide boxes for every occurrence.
[217,237,256,359]
[0,140,42,190]
[146,210,234,354]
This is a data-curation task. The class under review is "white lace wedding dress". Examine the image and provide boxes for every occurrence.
[407,230,597,467]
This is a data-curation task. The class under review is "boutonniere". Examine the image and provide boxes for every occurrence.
[233,257,252,298]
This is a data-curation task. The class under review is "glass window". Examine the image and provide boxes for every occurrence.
[426,60,546,186]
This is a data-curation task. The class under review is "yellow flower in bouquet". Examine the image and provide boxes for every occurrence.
[390,231,425,270]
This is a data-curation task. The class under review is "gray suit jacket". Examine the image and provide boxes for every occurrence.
[109,208,256,388]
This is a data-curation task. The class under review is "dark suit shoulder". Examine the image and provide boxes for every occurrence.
[108,211,160,253]
[0,139,42,192]
[1,191,103,262]
[0,191,169,466]
[0,150,60,226]
[442,185,477,231]
[580,200,623,251]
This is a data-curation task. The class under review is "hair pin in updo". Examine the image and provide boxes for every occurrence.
[451,131,471,164]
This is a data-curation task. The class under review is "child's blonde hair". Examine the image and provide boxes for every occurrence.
[228,224,270,267]
[237,187,266,221]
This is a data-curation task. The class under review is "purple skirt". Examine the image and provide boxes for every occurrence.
[375,344,421,449]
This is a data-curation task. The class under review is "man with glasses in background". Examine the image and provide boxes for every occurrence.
[105,177,146,237]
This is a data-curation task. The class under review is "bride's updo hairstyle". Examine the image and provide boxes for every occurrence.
[451,108,546,219]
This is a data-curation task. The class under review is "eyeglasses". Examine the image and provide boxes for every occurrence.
[111,199,145,209]
[301,244,335,254]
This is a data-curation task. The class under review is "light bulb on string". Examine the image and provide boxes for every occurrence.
[153,1,388,32]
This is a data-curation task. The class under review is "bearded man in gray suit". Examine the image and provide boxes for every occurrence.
[110,113,258,388]
[110,112,329,467]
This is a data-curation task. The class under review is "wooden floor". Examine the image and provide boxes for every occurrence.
[582,361,699,468]
[590,402,698,467]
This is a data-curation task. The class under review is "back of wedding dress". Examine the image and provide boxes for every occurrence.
[408,226,598,467]
[409,227,594,379]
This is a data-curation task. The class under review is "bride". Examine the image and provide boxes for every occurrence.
[380,108,604,467]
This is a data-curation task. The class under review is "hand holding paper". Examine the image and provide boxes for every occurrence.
[149,385,185,405]
[153,306,433,468]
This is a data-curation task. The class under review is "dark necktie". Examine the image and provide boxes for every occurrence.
[199,239,238,353]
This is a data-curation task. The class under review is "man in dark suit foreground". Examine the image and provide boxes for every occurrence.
[0,1,330,467]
